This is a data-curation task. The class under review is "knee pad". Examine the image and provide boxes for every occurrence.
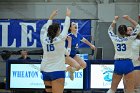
[45,85,52,89]
[106,89,115,93]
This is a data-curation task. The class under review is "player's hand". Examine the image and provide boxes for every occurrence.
[122,15,130,20]
[114,16,119,21]
[52,10,58,16]
[66,8,71,17]
[67,36,72,41]
[90,45,96,50]
[49,10,58,20]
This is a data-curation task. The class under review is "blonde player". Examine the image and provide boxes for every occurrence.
[65,22,96,80]
[106,15,140,93]
[40,8,71,93]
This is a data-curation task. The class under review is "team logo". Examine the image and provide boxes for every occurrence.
[103,70,113,82]
[101,65,113,86]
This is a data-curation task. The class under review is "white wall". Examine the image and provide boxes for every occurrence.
[0,2,139,19]
[0,2,97,19]
[116,2,139,26]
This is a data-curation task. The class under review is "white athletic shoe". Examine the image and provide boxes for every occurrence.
[68,70,74,80]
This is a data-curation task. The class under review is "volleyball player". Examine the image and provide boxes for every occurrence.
[40,8,71,93]
[132,33,140,93]
[106,15,140,93]
[65,22,96,80]
[123,26,140,93]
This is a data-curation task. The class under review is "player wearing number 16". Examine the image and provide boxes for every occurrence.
[106,15,140,93]
[40,8,71,93]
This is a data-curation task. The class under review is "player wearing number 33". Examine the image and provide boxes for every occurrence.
[39,8,71,93]
[107,15,140,93]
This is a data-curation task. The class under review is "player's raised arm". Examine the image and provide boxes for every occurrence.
[40,10,57,41]
[108,16,119,37]
[65,36,72,56]
[123,15,140,35]
[111,16,119,29]
[108,16,119,41]
[123,15,138,27]
[82,38,96,50]
[49,10,58,20]
[60,8,71,38]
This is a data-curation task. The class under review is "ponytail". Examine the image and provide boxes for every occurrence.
[68,22,72,33]
[47,23,60,43]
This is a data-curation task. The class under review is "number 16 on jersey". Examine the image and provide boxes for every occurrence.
[47,44,55,52]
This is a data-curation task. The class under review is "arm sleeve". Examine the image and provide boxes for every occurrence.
[81,38,87,42]
[108,25,117,42]
[40,20,52,42]
[132,24,140,35]
[59,16,70,40]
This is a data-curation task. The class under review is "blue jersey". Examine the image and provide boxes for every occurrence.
[66,32,84,55]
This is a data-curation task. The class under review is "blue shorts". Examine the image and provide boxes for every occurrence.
[114,59,134,75]
[70,49,78,58]
[41,71,65,81]
[134,66,140,70]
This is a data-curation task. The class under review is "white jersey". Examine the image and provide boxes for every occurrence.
[40,16,70,72]
[131,39,140,67]
[108,24,140,59]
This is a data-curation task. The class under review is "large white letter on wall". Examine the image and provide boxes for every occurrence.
[20,23,37,47]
